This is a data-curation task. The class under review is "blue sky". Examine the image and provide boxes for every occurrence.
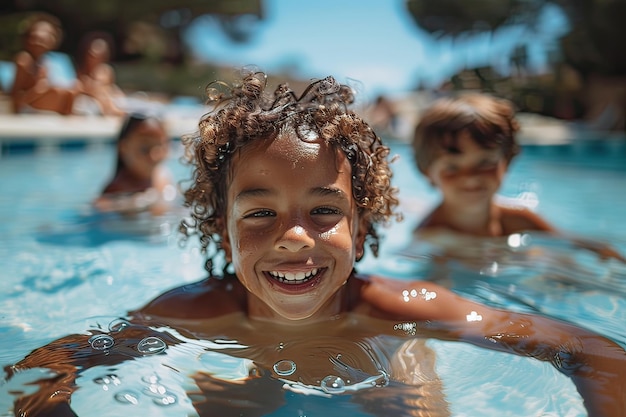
[184,0,569,99]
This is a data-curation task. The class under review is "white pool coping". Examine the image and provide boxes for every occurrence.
[0,111,624,157]
[0,113,202,156]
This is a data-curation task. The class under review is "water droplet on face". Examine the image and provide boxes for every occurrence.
[137,337,167,354]
[320,375,346,394]
[114,390,139,405]
[273,359,296,376]
[89,334,114,350]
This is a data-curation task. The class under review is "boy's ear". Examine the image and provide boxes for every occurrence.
[355,216,369,261]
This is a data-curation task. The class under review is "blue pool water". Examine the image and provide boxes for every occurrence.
[0,138,625,416]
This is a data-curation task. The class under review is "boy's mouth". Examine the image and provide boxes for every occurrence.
[268,268,320,284]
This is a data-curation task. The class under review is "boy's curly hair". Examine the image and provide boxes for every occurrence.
[412,93,521,175]
[180,70,399,274]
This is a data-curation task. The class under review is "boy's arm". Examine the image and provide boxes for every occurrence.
[6,325,181,417]
[569,236,626,263]
[504,207,626,263]
[10,52,37,112]
[361,275,626,417]
[8,276,239,417]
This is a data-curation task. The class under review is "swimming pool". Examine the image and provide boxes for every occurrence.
[1,137,625,416]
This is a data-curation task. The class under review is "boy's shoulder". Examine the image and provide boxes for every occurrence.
[133,275,247,320]
[499,205,555,234]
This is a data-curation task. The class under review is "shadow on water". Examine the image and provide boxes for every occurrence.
[34,209,180,247]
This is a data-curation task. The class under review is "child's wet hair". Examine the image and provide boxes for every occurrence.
[180,70,399,274]
[412,93,521,174]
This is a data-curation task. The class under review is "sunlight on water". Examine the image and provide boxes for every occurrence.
[0,144,624,416]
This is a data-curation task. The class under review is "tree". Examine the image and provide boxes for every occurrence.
[1,0,263,63]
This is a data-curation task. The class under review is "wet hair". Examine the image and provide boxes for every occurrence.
[112,112,165,174]
[412,93,520,175]
[20,13,63,49]
[180,70,400,275]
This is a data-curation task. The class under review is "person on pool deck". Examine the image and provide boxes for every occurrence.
[10,13,79,115]
[410,93,626,262]
[93,112,175,215]
[6,72,625,417]
[74,31,125,116]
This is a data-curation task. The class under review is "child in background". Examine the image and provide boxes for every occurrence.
[93,113,175,215]
[74,31,125,116]
[411,93,550,236]
[6,72,625,417]
[410,93,625,261]
[10,13,78,114]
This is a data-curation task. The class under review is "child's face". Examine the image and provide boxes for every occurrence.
[120,121,169,180]
[86,38,110,63]
[221,132,367,322]
[26,21,57,57]
[426,131,507,207]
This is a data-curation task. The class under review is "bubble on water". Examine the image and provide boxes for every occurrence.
[137,337,166,354]
[143,382,167,397]
[152,393,177,406]
[108,318,130,333]
[93,374,121,391]
[142,378,177,406]
[320,375,346,394]
[273,359,296,376]
[114,390,139,405]
[141,374,159,384]
[89,334,114,350]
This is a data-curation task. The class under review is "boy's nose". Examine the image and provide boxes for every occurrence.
[275,224,314,252]
[461,172,481,186]
[150,145,168,162]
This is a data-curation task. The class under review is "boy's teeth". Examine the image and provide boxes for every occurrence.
[270,268,318,282]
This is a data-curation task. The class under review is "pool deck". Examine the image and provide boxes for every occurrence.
[1,99,624,157]
[0,112,203,156]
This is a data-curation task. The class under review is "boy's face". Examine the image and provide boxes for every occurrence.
[426,131,507,208]
[120,121,169,180]
[222,132,367,322]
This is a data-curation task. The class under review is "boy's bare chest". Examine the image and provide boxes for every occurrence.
[175,313,401,387]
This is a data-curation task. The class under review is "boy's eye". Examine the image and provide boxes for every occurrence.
[478,159,499,170]
[244,209,275,219]
[312,206,342,216]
